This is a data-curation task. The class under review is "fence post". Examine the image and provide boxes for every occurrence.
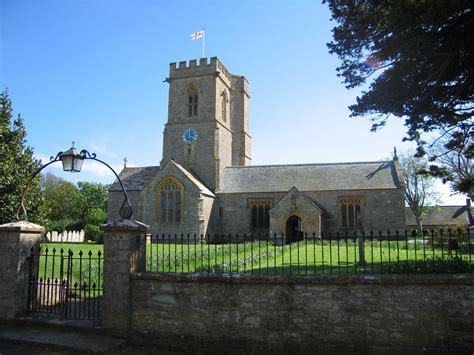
[102,219,149,335]
[0,221,44,319]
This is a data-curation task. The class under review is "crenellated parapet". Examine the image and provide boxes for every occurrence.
[169,57,232,82]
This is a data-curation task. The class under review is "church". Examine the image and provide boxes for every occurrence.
[108,57,406,243]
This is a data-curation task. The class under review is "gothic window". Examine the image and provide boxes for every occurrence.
[338,197,364,229]
[248,199,272,230]
[157,178,184,224]
[221,91,227,122]
[187,86,198,117]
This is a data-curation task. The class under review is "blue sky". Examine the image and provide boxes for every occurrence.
[0,0,465,204]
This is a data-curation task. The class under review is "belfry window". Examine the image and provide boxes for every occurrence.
[187,86,198,117]
[338,197,364,229]
[249,199,272,230]
[157,179,183,223]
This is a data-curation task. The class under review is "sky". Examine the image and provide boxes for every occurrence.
[0,0,466,205]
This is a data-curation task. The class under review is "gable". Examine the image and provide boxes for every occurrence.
[152,160,215,198]
[271,187,324,216]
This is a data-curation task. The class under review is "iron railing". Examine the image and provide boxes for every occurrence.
[28,245,103,320]
[145,229,473,275]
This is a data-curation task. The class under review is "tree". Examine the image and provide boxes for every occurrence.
[428,128,473,200]
[325,1,473,194]
[40,174,108,243]
[77,182,108,242]
[399,151,439,234]
[40,172,82,231]
[0,89,43,224]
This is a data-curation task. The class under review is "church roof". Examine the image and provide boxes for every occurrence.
[109,162,215,197]
[109,166,160,191]
[218,161,403,193]
[405,206,473,227]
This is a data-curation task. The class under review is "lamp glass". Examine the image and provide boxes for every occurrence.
[72,157,84,172]
[61,154,74,171]
[60,147,83,172]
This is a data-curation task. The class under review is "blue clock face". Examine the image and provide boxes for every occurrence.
[182,128,198,144]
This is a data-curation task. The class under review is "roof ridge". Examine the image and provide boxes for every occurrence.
[124,165,159,169]
[225,161,392,169]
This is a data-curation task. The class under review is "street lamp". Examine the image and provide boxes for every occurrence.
[59,145,84,172]
[16,144,133,221]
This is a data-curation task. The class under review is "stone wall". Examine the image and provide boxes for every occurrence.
[130,273,474,353]
[217,188,406,236]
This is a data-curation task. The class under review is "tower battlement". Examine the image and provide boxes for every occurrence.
[169,57,232,81]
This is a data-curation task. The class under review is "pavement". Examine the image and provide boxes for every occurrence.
[0,319,184,354]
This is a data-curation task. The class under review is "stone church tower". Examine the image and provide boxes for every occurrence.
[161,57,251,191]
[109,56,406,240]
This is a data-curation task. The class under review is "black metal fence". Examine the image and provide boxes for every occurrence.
[28,245,103,320]
[145,229,473,275]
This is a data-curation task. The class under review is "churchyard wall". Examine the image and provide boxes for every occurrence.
[130,273,474,353]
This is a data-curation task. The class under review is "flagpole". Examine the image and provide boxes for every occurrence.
[202,28,205,58]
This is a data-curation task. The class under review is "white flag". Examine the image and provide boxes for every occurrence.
[190,30,204,40]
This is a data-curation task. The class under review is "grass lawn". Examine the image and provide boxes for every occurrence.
[37,243,104,296]
[35,239,472,286]
[145,239,473,275]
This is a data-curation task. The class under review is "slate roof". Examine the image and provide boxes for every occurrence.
[218,161,403,193]
[405,206,473,227]
[109,166,160,191]
[109,162,215,197]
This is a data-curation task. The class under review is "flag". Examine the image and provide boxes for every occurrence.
[190,30,204,40]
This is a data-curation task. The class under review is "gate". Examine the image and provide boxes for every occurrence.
[27,245,103,321]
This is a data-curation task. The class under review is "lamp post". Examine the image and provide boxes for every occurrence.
[16,144,133,221]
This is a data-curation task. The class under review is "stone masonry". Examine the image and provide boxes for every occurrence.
[0,221,44,319]
[108,57,406,239]
[130,273,474,353]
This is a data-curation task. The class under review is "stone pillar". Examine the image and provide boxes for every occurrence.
[0,221,44,319]
[102,219,149,335]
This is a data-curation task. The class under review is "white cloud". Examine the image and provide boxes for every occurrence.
[80,160,122,177]
[89,141,117,158]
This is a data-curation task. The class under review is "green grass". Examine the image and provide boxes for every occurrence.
[145,239,473,275]
[35,239,473,290]
[36,243,103,297]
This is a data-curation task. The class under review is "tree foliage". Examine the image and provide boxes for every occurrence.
[325,0,473,194]
[41,174,109,242]
[41,172,82,230]
[399,151,439,233]
[428,128,473,199]
[0,89,43,224]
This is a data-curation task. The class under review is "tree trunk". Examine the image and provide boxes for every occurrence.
[414,213,423,237]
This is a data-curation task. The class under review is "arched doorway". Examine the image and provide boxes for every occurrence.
[286,215,304,244]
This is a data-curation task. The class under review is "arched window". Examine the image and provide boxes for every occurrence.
[341,204,347,228]
[157,178,184,223]
[338,197,364,229]
[249,199,272,230]
[187,86,198,117]
[221,91,227,122]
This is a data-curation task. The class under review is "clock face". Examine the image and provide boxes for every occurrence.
[182,128,198,144]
